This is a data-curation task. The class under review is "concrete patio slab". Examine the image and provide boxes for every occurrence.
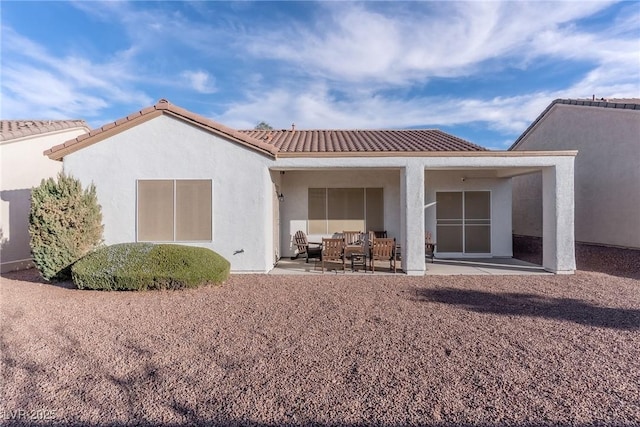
[269,257,549,276]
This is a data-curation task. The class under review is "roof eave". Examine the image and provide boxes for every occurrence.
[509,98,640,151]
[160,108,278,158]
[45,101,278,161]
[276,150,578,158]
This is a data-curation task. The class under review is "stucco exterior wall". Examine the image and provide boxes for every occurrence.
[425,171,513,257]
[512,104,640,248]
[279,169,401,257]
[63,115,276,273]
[512,172,542,237]
[1,128,86,272]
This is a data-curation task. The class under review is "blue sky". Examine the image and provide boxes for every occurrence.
[1,1,639,149]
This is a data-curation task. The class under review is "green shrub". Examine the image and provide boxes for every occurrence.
[29,173,103,281]
[71,243,230,291]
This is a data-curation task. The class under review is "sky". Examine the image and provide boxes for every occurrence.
[1,1,639,149]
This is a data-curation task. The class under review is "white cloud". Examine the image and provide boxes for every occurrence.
[1,0,637,147]
[216,71,637,149]
[181,70,217,94]
[1,65,108,118]
[215,0,638,147]
[0,26,151,119]
[242,2,618,84]
[70,1,237,58]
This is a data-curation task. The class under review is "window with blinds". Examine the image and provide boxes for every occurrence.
[308,188,383,234]
[137,179,212,242]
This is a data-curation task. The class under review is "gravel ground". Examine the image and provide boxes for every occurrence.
[1,246,639,427]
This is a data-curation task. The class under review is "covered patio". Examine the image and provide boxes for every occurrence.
[271,151,577,276]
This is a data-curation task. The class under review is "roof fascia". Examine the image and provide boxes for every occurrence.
[1,124,91,145]
[276,150,578,159]
[161,109,277,158]
[508,100,559,151]
[46,106,278,161]
[45,111,162,161]
[509,99,640,151]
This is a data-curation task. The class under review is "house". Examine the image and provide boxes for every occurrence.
[44,99,577,275]
[1,119,90,272]
[510,98,640,250]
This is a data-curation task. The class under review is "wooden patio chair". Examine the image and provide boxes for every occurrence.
[425,231,436,263]
[365,230,375,254]
[321,237,345,273]
[369,237,397,273]
[292,230,322,263]
[343,230,364,259]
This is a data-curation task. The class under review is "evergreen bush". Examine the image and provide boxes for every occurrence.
[72,243,230,290]
[29,173,103,281]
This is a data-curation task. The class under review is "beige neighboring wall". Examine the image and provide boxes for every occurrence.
[1,121,90,272]
[511,101,640,249]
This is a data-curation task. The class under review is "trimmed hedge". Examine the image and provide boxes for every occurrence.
[71,243,230,291]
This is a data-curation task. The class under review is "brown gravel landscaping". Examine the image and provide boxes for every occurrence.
[1,246,639,426]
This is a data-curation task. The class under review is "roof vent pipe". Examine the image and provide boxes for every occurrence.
[291,123,296,131]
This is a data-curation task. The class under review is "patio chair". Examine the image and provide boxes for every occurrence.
[373,230,387,238]
[365,230,376,254]
[369,237,397,273]
[321,237,345,273]
[425,231,436,263]
[342,231,362,246]
[343,230,364,259]
[292,230,322,263]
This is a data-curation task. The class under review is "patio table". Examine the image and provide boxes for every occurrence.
[350,251,367,272]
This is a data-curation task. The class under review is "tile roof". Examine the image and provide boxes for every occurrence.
[509,98,640,150]
[45,99,487,160]
[0,119,89,142]
[240,129,487,153]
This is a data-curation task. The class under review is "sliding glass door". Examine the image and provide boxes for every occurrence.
[436,191,491,254]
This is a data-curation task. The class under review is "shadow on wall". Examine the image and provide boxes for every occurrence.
[1,188,33,272]
[414,287,640,331]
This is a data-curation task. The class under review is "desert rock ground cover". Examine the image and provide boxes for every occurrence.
[1,246,638,426]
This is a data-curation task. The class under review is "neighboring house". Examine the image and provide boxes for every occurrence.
[1,119,90,272]
[510,98,640,250]
[44,99,577,275]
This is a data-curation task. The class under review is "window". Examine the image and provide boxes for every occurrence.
[308,188,383,234]
[436,191,490,253]
[137,180,212,242]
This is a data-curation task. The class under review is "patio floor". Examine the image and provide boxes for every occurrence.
[270,256,550,275]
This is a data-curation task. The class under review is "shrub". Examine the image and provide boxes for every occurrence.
[71,243,230,291]
[29,173,103,281]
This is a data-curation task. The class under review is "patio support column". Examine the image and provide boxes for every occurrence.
[400,162,425,275]
[542,160,576,274]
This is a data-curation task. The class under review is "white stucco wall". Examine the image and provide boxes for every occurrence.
[63,115,276,273]
[512,104,640,248]
[425,171,513,257]
[512,172,542,237]
[278,169,401,257]
[1,128,87,272]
